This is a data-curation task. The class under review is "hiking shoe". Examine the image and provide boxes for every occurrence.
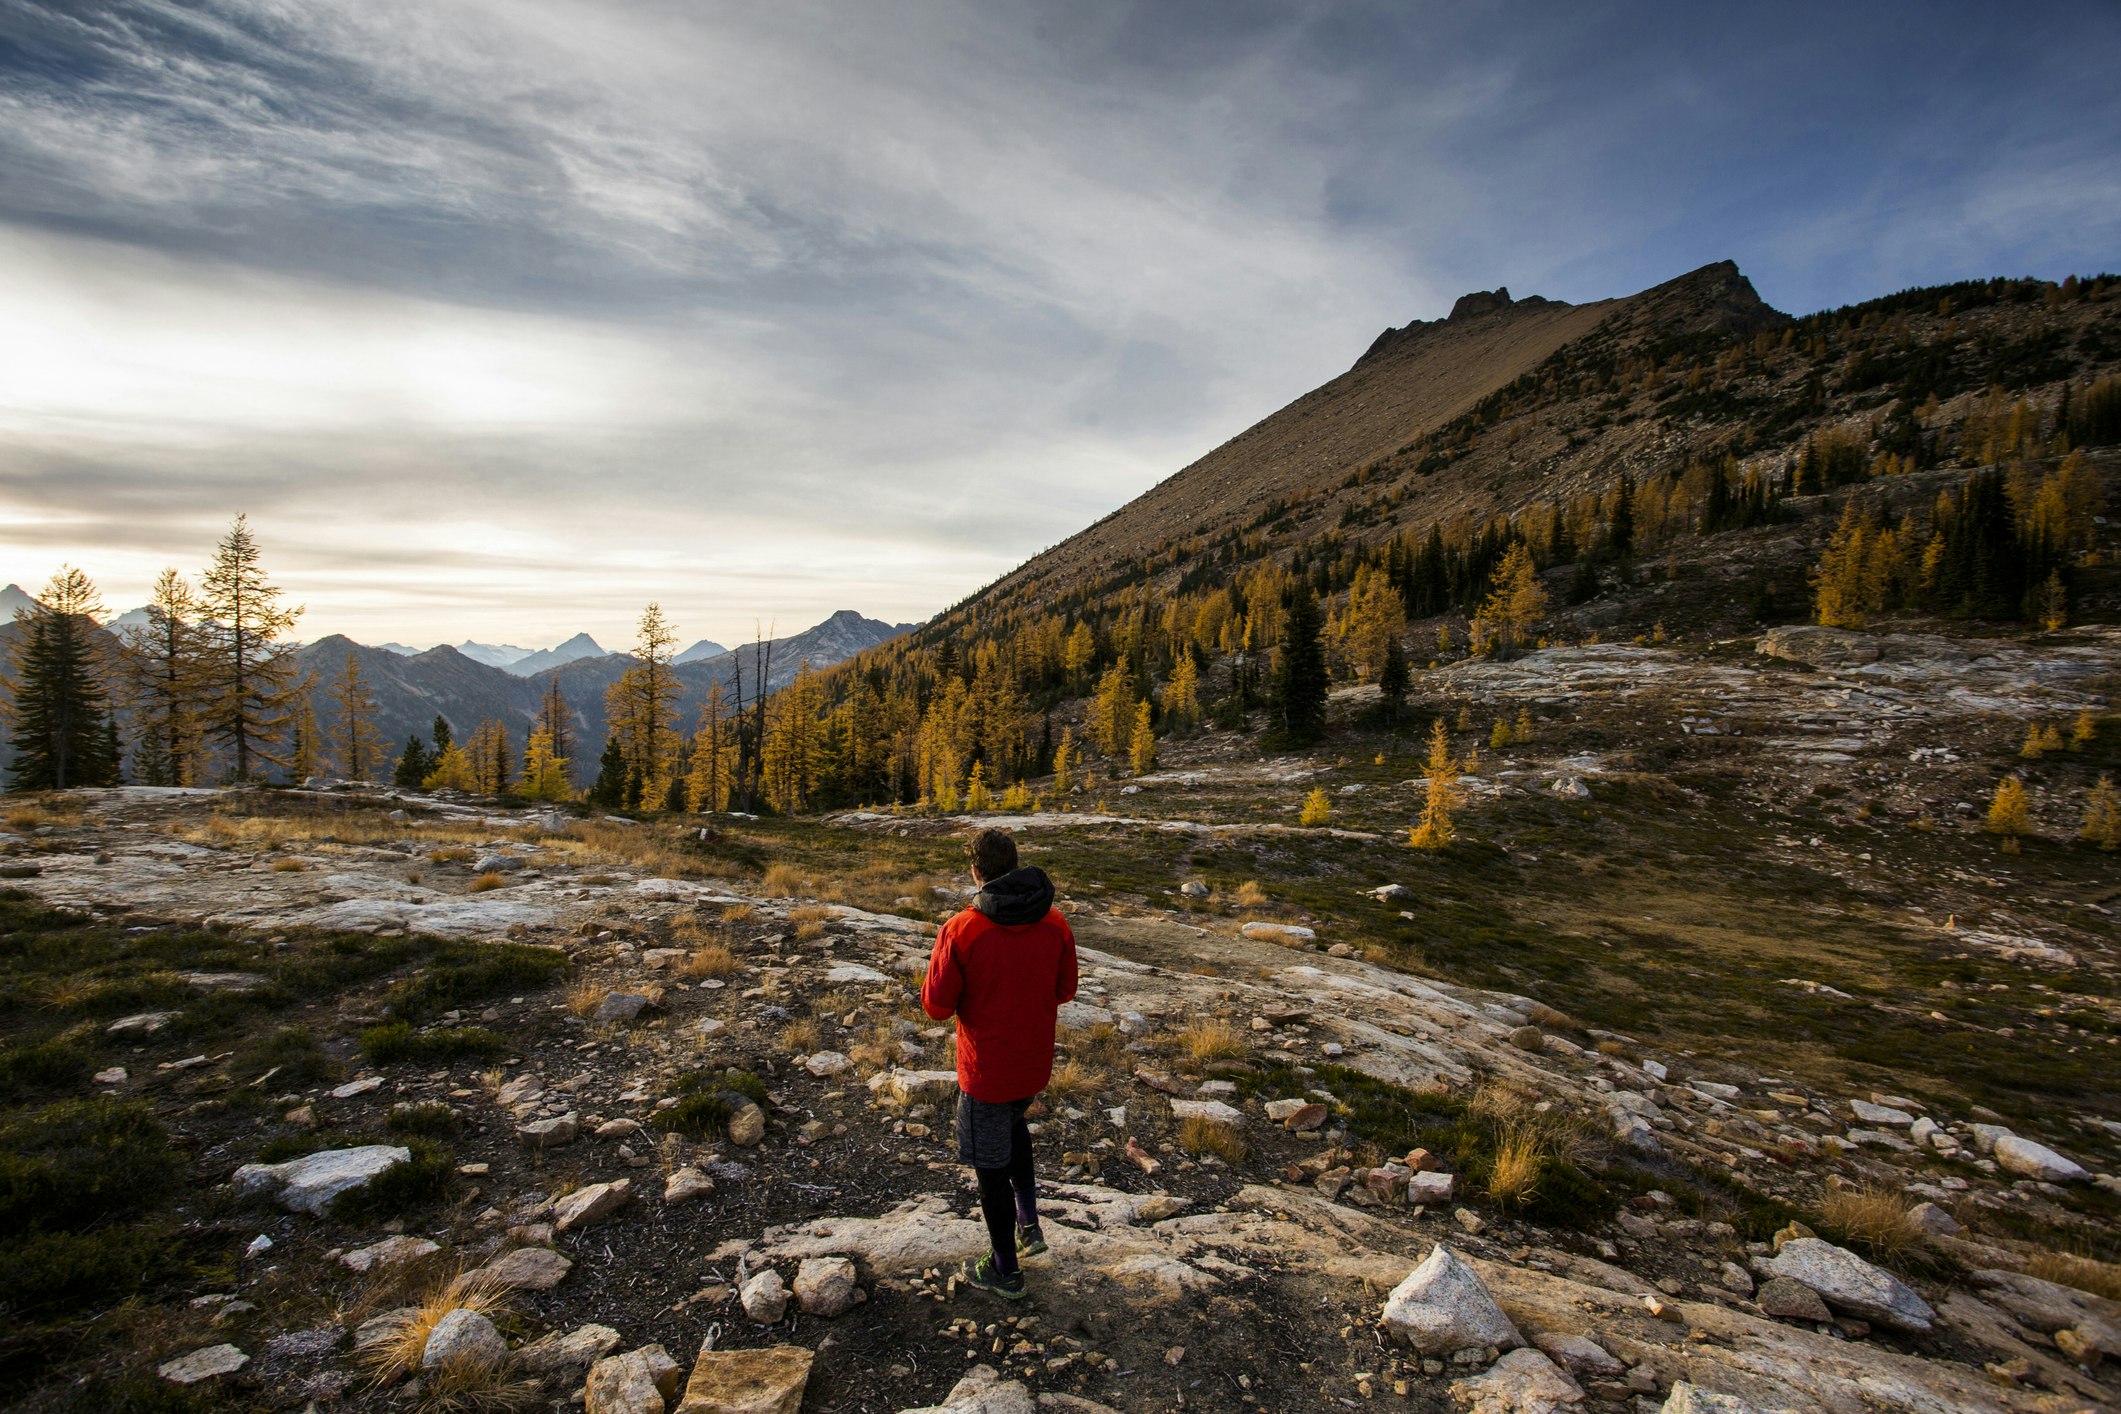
[966,1254,1026,1300]
[1015,1224,1048,1258]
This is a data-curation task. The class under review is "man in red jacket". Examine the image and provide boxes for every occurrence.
[922,825,1078,1299]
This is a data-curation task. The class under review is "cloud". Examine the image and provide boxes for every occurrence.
[2,0,2117,648]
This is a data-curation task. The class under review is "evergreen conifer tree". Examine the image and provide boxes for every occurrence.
[118,568,207,785]
[2082,775,2121,851]
[1378,638,1409,723]
[393,734,430,788]
[432,714,454,758]
[1409,718,1460,849]
[329,651,385,781]
[1268,582,1327,746]
[196,516,302,781]
[588,736,627,809]
[5,567,121,789]
[1129,699,1157,776]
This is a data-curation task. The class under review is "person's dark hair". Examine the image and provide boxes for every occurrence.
[967,827,1018,881]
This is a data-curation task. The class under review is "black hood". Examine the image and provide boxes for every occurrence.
[973,865,1055,926]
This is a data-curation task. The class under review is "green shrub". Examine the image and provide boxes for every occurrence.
[328,1139,453,1221]
[650,1092,731,1137]
[231,1025,335,1086]
[0,1034,94,1101]
[359,1021,507,1065]
[382,943,568,1021]
[0,1100,178,1234]
[0,1223,185,1322]
[387,1102,462,1137]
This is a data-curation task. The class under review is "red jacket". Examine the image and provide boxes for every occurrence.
[921,868,1077,1103]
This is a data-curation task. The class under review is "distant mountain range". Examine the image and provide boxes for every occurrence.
[0,595,909,778]
[291,610,909,769]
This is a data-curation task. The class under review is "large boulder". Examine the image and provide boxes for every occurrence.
[1993,1134,2089,1183]
[1379,1245,1522,1354]
[1760,1239,1934,1332]
[232,1145,409,1215]
[673,1342,814,1414]
[1448,1348,1583,1413]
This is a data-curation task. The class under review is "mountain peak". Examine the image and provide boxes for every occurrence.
[1447,286,1512,321]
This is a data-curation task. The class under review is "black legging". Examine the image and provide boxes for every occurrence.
[976,1106,1038,1275]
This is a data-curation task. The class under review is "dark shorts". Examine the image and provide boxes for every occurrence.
[955,1092,1032,1168]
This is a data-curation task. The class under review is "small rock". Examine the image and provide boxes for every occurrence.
[422,1308,506,1370]
[741,1268,788,1323]
[794,1255,863,1317]
[108,1011,178,1036]
[1661,1384,1768,1413]
[244,1234,273,1258]
[672,1341,815,1414]
[553,1178,633,1233]
[1379,1245,1521,1354]
[803,1051,852,1077]
[340,1235,440,1273]
[1454,1207,1485,1234]
[1179,880,1210,898]
[1850,1099,1914,1127]
[592,992,655,1025]
[1447,1347,1583,1414]
[331,1076,384,1099]
[519,1323,622,1376]
[93,1066,127,1084]
[1286,1102,1329,1132]
[1906,1201,1958,1237]
[1406,1171,1455,1204]
[587,1344,681,1414]
[1754,1276,1832,1323]
[465,1245,573,1292]
[665,1166,716,1203]
[157,1345,248,1384]
[1167,1098,1242,1124]
[473,853,525,873]
[519,1113,581,1149]
[596,1118,644,1140]
[1532,1332,1622,1377]
[1507,1026,1546,1053]
[728,1103,767,1148]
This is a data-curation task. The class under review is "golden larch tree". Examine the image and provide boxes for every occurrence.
[2081,775,2121,851]
[328,650,386,781]
[1128,699,1156,776]
[1986,776,2030,853]
[1409,718,1461,849]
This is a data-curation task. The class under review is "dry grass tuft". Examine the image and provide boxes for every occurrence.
[359,1270,512,1385]
[1594,1038,1636,1061]
[564,982,609,1019]
[761,862,812,897]
[1486,1122,1546,1206]
[467,872,507,893]
[2026,1250,2121,1301]
[721,903,757,925]
[1821,1184,1923,1258]
[676,942,739,980]
[1045,1058,1104,1103]
[1233,879,1270,908]
[1526,1002,1580,1034]
[1061,1023,1129,1072]
[1176,1017,1248,1064]
[788,903,833,941]
[1177,1114,1248,1164]
[430,846,474,864]
[270,857,306,872]
[779,1018,823,1053]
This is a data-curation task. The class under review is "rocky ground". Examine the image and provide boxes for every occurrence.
[2,625,2118,1414]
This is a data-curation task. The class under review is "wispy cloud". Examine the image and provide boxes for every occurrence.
[2,0,2116,646]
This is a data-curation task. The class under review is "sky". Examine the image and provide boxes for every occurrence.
[2,1,2117,652]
